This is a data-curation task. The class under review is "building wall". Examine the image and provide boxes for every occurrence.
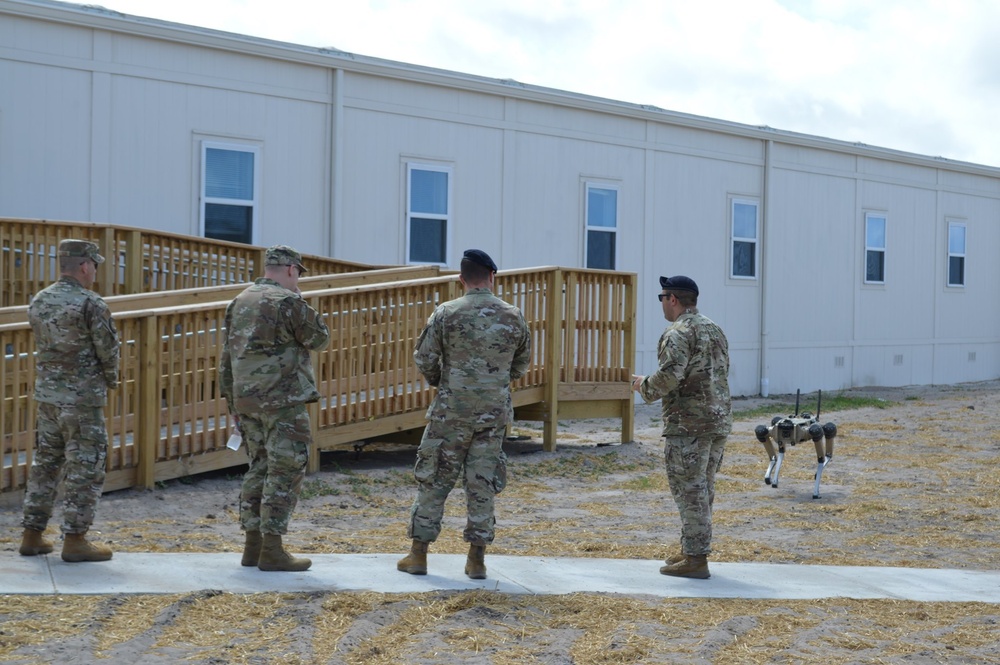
[2,1,999,395]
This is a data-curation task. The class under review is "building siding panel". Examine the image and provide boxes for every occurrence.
[2,2,999,395]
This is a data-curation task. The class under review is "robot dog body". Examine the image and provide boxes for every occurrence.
[755,390,837,499]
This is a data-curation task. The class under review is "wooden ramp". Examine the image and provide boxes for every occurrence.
[2,219,636,495]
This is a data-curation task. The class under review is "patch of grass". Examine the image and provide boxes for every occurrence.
[348,476,372,499]
[300,479,341,500]
[617,475,663,491]
[733,393,895,421]
[513,451,642,479]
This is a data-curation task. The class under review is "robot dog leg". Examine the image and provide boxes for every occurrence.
[811,422,837,499]
[756,419,783,487]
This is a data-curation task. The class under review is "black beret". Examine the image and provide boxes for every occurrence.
[659,275,699,295]
[462,249,498,272]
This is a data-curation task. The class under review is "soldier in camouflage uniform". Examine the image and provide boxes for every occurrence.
[220,245,330,572]
[20,239,120,562]
[397,249,531,579]
[632,275,732,579]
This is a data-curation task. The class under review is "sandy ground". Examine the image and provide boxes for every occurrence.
[2,380,1000,663]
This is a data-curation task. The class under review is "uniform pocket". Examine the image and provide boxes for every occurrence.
[492,450,508,494]
[414,438,442,484]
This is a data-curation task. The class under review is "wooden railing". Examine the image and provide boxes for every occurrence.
[1,267,635,495]
[0,218,373,307]
[0,265,443,326]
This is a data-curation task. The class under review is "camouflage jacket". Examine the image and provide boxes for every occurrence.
[638,308,732,437]
[415,287,531,427]
[28,276,120,407]
[220,278,330,413]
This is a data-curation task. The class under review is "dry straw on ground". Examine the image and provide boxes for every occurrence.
[2,381,1000,663]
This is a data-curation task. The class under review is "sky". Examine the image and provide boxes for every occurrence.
[110,0,1000,168]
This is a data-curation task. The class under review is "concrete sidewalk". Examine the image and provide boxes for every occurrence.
[3,552,1000,602]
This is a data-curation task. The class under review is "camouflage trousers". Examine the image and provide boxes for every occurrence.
[407,421,508,546]
[238,404,311,535]
[22,402,109,534]
[664,435,727,557]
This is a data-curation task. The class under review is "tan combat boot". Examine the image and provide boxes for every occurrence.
[465,544,487,580]
[241,530,262,567]
[257,533,311,572]
[659,555,710,579]
[396,539,429,575]
[664,551,684,565]
[61,532,113,562]
[19,528,54,556]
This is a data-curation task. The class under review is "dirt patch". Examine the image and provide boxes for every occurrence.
[2,380,1000,663]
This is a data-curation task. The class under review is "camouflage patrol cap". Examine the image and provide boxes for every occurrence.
[265,245,307,273]
[462,249,498,272]
[58,239,105,264]
[659,275,698,295]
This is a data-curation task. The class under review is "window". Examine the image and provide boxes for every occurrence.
[948,222,966,287]
[731,199,758,279]
[585,184,618,270]
[864,213,886,284]
[201,142,259,244]
[407,163,451,264]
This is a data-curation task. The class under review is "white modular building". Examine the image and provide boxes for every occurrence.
[1,0,999,396]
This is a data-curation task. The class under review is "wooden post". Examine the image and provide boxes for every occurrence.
[0,220,6,307]
[0,226,8,308]
[307,295,323,473]
[137,315,160,489]
[255,248,267,279]
[99,227,116,297]
[542,269,564,451]
[446,276,461,302]
[621,272,637,443]
[124,230,144,295]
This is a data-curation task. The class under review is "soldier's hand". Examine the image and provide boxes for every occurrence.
[631,374,644,392]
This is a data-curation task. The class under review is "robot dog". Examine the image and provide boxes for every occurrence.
[754,390,837,499]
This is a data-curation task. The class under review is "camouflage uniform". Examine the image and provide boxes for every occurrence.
[220,254,329,536]
[22,241,120,535]
[408,286,531,546]
[638,307,731,557]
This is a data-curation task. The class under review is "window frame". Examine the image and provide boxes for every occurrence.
[730,197,759,280]
[947,220,966,288]
[200,141,260,245]
[864,212,887,285]
[405,162,453,266]
[583,181,620,271]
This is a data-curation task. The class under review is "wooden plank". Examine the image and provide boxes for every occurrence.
[512,386,545,406]
[151,448,248,483]
[558,381,631,401]
[363,426,425,446]
[552,400,627,420]
[103,469,139,493]
[313,410,429,449]
[513,404,550,421]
